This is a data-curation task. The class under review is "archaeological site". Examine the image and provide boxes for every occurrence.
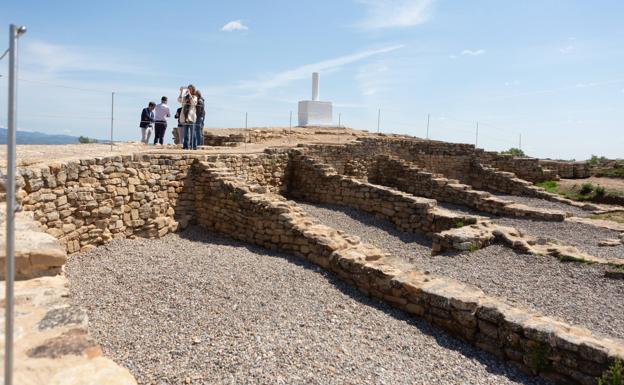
[2,127,624,385]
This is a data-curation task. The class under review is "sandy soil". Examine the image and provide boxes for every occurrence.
[558,177,624,193]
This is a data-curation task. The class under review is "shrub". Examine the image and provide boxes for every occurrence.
[78,136,98,144]
[597,358,622,385]
[595,185,606,197]
[580,182,594,195]
[502,147,526,157]
[588,154,608,166]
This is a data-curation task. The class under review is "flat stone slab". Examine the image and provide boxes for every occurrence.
[0,275,137,385]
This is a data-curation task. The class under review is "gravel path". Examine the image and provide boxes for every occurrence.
[490,193,589,217]
[296,202,624,341]
[67,228,551,385]
[494,217,624,261]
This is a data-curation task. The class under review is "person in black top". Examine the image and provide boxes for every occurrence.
[193,90,205,149]
[140,102,156,144]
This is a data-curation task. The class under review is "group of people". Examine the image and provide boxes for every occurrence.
[139,84,205,150]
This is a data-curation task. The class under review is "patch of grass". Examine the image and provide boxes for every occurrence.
[455,220,465,228]
[597,358,623,385]
[596,185,606,197]
[468,244,479,253]
[580,182,594,195]
[556,254,593,264]
[536,180,559,194]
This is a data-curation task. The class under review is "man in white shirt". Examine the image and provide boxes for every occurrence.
[153,96,171,145]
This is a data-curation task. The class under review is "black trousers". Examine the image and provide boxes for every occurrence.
[154,121,167,144]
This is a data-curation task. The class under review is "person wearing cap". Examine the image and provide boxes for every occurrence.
[153,96,171,145]
[177,85,197,150]
[139,101,156,144]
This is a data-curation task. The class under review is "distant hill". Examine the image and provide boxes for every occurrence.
[0,127,83,145]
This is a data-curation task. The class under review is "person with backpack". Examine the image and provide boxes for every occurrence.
[193,90,205,149]
[139,101,156,144]
[173,107,183,145]
[177,85,197,150]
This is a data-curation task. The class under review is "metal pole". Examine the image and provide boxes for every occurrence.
[377,109,381,133]
[289,110,292,130]
[338,112,341,128]
[519,133,522,150]
[6,23,25,385]
[426,113,430,139]
[110,92,114,152]
[475,122,479,147]
[244,112,248,150]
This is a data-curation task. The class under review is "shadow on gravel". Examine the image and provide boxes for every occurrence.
[177,226,552,385]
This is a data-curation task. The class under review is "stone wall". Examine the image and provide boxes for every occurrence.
[370,155,566,221]
[287,151,477,235]
[476,151,559,183]
[16,152,290,254]
[539,160,591,179]
[191,159,624,385]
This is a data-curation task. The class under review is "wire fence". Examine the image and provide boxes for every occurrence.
[0,75,535,155]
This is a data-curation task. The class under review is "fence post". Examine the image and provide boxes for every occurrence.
[426,113,430,139]
[110,92,114,152]
[377,109,381,133]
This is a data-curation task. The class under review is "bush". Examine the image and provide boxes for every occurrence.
[502,147,526,157]
[78,136,98,144]
[588,154,607,166]
[595,185,606,197]
[580,183,594,195]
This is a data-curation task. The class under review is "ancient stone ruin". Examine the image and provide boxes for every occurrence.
[3,132,623,384]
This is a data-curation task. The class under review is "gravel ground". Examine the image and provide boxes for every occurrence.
[296,202,624,341]
[490,193,590,217]
[494,217,624,261]
[67,228,551,385]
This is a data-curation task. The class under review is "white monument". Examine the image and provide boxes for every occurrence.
[298,72,332,126]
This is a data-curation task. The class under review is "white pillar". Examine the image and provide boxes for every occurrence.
[312,72,319,101]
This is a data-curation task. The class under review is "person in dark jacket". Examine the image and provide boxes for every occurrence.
[193,90,205,149]
[140,102,156,144]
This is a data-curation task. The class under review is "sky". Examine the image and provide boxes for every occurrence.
[0,0,623,160]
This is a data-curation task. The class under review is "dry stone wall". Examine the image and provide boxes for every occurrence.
[539,160,591,179]
[192,159,624,385]
[370,155,566,221]
[287,151,477,235]
[16,152,290,254]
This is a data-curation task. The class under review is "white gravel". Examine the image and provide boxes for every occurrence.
[67,228,551,385]
[297,202,624,341]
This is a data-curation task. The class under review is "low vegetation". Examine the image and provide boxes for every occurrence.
[78,136,99,144]
[501,147,526,157]
[537,180,619,203]
[590,212,624,224]
[597,358,622,385]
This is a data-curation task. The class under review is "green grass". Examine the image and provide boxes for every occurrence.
[536,180,559,194]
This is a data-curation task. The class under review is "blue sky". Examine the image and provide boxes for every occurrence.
[0,0,622,159]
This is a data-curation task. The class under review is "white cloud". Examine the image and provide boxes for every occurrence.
[237,44,404,95]
[356,62,390,97]
[356,0,435,29]
[221,20,249,32]
[559,37,576,54]
[460,49,485,56]
[23,39,141,74]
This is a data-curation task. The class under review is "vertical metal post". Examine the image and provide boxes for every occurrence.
[377,109,381,133]
[519,133,522,150]
[244,112,248,150]
[289,110,292,130]
[426,113,430,139]
[475,122,479,147]
[338,113,341,128]
[6,23,23,385]
[110,92,114,152]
